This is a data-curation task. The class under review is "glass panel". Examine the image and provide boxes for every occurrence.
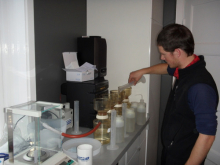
[12,114,39,164]
[10,101,60,113]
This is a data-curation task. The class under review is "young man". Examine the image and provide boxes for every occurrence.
[129,24,219,165]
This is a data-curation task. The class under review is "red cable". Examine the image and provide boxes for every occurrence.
[61,122,101,138]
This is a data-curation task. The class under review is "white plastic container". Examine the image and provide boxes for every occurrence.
[116,116,124,143]
[136,94,146,125]
[130,102,139,122]
[77,144,93,165]
[62,138,101,159]
[126,108,135,133]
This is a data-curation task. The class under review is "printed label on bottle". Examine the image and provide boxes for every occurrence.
[77,156,90,162]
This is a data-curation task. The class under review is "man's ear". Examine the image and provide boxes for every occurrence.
[174,48,181,57]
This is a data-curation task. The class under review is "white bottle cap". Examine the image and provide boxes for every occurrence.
[96,115,108,119]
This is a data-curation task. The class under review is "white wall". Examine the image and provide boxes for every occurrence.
[87,0,151,103]
[87,1,163,164]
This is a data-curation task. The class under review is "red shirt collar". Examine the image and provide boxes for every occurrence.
[173,54,200,79]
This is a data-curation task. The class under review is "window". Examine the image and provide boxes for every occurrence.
[0,0,35,137]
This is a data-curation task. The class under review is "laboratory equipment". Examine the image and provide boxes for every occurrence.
[122,87,132,108]
[62,102,73,130]
[93,117,110,144]
[107,110,119,150]
[124,87,132,98]
[116,116,124,144]
[51,102,73,130]
[77,144,93,165]
[62,138,101,159]
[61,79,109,128]
[110,90,125,115]
[118,76,146,93]
[126,108,135,133]
[136,94,146,125]
[110,91,118,108]
[110,90,125,104]
[93,98,111,144]
[122,103,129,138]
[114,104,122,116]
[4,101,78,165]
[72,101,82,135]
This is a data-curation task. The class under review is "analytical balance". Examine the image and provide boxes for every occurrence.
[4,101,78,165]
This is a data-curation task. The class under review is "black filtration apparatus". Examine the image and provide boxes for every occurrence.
[61,36,108,128]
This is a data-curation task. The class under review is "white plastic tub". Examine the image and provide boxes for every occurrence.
[62,138,101,159]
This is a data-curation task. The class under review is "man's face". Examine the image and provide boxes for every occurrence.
[158,46,179,68]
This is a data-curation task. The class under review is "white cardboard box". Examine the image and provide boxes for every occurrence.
[62,52,95,82]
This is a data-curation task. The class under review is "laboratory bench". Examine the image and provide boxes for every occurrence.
[64,115,150,165]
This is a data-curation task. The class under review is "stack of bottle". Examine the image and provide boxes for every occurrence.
[93,76,147,147]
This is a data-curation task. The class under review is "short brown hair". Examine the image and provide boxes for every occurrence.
[157,24,194,56]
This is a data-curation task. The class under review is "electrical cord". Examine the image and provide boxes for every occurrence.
[46,111,59,118]
[14,110,59,130]
[14,115,25,129]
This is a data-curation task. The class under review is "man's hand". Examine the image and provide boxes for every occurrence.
[128,63,168,85]
[128,69,145,85]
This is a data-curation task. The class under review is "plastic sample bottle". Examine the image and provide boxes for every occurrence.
[126,108,135,133]
[93,114,111,144]
[130,101,139,122]
[116,116,124,143]
[136,94,146,125]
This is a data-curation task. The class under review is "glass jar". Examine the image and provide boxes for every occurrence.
[114,104,122,115]
[122,99,131,108]
[123,87,132,99]
[93,115,111,145]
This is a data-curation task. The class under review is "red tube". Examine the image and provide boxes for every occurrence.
[61,122,101,138]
